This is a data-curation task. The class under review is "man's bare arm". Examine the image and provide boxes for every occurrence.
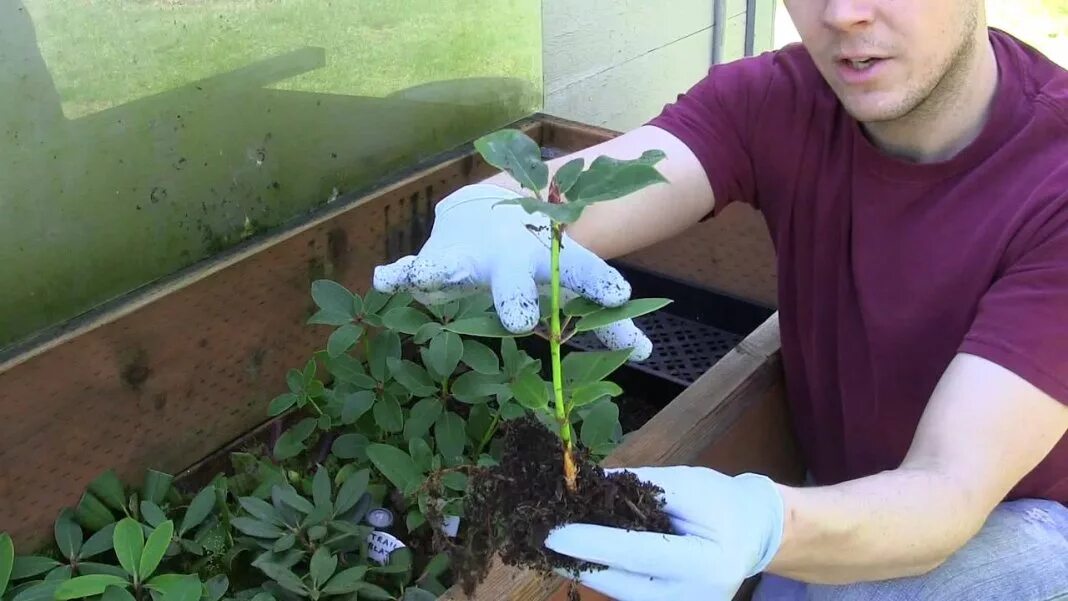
[482,125,715,260]
[765,353,1068,583]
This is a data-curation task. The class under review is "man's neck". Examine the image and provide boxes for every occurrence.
[863,32,999,164]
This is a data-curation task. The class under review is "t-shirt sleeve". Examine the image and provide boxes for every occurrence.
[645,51,780,218]
[959,200,1068,405]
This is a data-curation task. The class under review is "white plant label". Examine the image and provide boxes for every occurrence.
[366,531,406,565]
[441,515,460,537]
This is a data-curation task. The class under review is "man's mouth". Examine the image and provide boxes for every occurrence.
[842,57,882,70]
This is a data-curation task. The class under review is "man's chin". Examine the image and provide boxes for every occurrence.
[837,93,912,125]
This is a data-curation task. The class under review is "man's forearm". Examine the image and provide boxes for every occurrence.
[481,125,715,260]
[767,466,991,584]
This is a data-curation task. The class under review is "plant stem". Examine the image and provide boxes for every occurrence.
[550,222,577,492]
[475,408,501,458]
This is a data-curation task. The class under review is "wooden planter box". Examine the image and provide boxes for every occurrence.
[0,114,803,600]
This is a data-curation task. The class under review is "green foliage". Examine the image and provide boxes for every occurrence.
[0,128,674,601]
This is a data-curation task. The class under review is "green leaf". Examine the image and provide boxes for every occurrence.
[139,520,173,581]
[320,566,367,595]
[493,196,585,224]
[180,486,216,537]
[385,358,437,397]
[331,433,369,461]
[441,473,468,492]
[402,588,438,601]
[574,298,672,332]
[366,445,422,493]
[580,402,619,450]
[403,398,443,441]
[266,393,298,417]
[406,509,427,532]
[77,563,129,579]
[0,533,12,594]
[450,371,505,404]
[237,497,283,526]
[562,297,603,317]
[311,280,356,318]
[570,381,623,408]
[87,471,127,513]
[353,583,392,600]
[426,332,463,378]
[273,418,316,461]
[101,585,136,601]
[74,495,115,538]
[307,309,352,326]
[257,563,307,596]
[272,533,296,553]
[420,552,451,580]
[325,355,374,388]
[306,548,334,589]
[408,438,434,473]
[276,486,315,515]
[460,339,500,374]
[305,469,328,514]
[372,393,404,433]
[368,331,402,382]
[230,518,284,539]
[443,316,515,338]
[335,469,370,516]
[412,322,444,345]
[327,324,364,357]
[45,565,72,581]
[152,574,202,601]
[499,400,527,420]
[113,518,144,579]
[54,511,83,561]
[562,349,633,386]
[380,307,431,335]
[434,412,466,461]
[142,470,174,506]
[510,370,548,410]
[341,391,376,424]
[11,556,60,580]
[79,523,116,559]
[203,575,228,601]
[473,129,548,193]
[286,369,305,393]
[566,150,668,204]
[55,575,129,600]
[551,157,585,196]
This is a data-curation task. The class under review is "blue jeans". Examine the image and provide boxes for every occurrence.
[752,498,1068,600]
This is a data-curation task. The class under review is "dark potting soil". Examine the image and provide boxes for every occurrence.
[443,416,673,596]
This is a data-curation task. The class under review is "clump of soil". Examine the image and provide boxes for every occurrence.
[444,416,674,596]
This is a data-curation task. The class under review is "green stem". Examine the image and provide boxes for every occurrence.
[306,393,324,417]
[476,408,501,458]
[550,222,578,490]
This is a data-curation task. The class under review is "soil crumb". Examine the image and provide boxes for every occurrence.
[446,416,673,595]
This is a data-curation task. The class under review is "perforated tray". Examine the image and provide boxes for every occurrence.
[567,263,775,388]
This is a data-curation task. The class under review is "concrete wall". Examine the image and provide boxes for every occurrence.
[542,0,778,131]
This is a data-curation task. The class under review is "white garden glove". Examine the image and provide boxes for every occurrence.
[544,466,785,600]
[373,184,653,361]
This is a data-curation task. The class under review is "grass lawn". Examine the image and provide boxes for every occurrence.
[24,0,542,119]
[774,0,1068,68]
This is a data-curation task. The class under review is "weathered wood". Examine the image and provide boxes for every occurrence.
[439,314,802,601]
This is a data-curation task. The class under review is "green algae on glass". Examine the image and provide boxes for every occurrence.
[0,0,542,349]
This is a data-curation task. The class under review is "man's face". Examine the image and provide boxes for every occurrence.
[783,0,982,123]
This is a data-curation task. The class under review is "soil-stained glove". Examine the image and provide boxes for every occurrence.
[544,466,785,601]
[373,183,653,361]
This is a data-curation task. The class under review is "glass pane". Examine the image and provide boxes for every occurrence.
[0,0,542,349]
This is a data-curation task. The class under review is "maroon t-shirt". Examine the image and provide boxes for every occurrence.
[648,28,1068,503]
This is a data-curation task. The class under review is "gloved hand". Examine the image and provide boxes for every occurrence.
[544,466,785,600]
[373,183,654,361]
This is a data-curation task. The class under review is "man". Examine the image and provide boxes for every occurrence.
[374,1,1068,598]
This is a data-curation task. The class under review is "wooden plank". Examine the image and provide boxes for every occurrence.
[440,313,799,600]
